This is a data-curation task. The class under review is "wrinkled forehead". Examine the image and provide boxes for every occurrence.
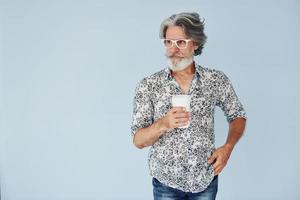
[165,26,188,40]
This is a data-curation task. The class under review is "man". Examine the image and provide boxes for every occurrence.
[131,12,247,200]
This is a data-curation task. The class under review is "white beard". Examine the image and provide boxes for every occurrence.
[167,55,194,72]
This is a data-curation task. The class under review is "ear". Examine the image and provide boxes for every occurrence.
[193,42,199,51]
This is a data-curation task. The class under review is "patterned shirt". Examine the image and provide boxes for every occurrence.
[131,63,246,193]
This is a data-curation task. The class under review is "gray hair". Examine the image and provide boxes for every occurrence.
[159,12,207,56]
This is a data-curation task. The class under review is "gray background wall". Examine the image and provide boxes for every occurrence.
[0,0,299,199]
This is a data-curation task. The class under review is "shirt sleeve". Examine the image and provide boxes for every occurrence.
[216,71,247,123]
[131,78,154,137]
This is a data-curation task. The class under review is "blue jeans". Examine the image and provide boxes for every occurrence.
[152,176,218,200]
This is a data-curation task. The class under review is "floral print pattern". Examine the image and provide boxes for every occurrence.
[131,64,246,193]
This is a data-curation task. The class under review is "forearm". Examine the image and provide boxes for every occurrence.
[133,118,169,149]
[224,117,246,150]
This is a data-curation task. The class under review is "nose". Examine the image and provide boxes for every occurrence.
[167,44,180,54]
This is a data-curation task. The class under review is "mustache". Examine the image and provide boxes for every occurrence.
[165,53,184,58]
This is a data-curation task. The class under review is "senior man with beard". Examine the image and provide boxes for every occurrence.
[131,12,247,200]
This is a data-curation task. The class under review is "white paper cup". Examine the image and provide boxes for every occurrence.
[171,95,191,128]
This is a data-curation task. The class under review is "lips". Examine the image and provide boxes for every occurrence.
[168,55,184,59]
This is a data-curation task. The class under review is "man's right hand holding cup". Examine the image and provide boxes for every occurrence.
[159,107,191,131]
